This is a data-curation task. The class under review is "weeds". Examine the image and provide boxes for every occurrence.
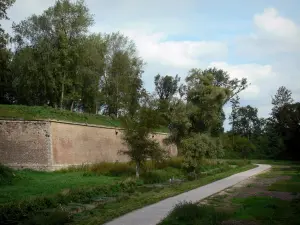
[0,164,16,185]
[158,201,230,225]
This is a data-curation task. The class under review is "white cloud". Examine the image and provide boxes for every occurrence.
[112,28,228,69]
[209,62,275,99]
[254,8,299,39]
[238,7,300,55]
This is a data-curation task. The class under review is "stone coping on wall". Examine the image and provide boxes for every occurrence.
[0,118,169,135]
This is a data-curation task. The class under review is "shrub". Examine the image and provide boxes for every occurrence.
[0,164,15,185]
[186,172,198,181]
[158,201,230,225]
[154,157,184,170]
[23,211,72,225]
[233,136,256,158]
[141,170,170,184]
[0,179,141,224]
[181,134,224,171]
[59,162,135,177]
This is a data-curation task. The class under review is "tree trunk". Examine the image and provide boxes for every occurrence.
[70,101,74,112]
[135,162,140,178]
[60,73,66,110]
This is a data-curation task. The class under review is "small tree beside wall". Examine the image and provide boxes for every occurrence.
[120,107,165,178]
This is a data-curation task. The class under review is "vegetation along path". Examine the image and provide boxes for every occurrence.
[104,164,271,225]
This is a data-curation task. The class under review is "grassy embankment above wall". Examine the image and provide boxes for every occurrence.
[0,104,169,133]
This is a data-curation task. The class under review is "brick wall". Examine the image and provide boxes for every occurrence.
[0,120,177,170]
[0,120,52,170]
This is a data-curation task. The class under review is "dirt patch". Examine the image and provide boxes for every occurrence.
[200,170,297,206]
[253,176,290,187]
[234,188,300,200]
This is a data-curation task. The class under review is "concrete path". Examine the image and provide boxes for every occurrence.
[104,164,271,225]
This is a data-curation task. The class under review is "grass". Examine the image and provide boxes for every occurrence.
[0,160,254,224]
[160,164,300,225]
[251,159,300,165]
[0,104,169,132]
[0,170,119,203]
[268,166,300,193]
[158,202,230,225]
[231,196,300,224]
[72,164,256,225]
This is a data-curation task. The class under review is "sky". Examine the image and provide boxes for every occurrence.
[2,0,300,129]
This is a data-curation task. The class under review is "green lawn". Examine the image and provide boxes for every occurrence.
[0,170,119,203]
[0,161,255,225]
[159,164,300,225]
[73,164,256,225]
[0,104,169,133]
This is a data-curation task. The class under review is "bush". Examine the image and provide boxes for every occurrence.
[23,211,72,225]
[226,159,251,167]
[141,170,171,184]
[154,157,184,170]
[0,179,141,224]
[233,136,256,158]
[59,162,135,177]
[0,164,15,185]
[158,201,230,225]
[181,134,224,171]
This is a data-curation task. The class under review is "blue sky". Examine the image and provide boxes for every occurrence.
[3,0,300,129]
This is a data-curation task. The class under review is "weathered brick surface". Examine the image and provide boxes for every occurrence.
[0,120,177,170]
[0,120,51,169]
[51,122,177,169]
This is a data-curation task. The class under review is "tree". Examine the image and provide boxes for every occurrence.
[0,0,16,104]
[100,32,144,117]
[233,136,256,158]
[154,74,180,100]
[229,95,240,135]
[271,86,294,120]
[234,105,260,140]
[201,67,248,105]
[185,69,231,134]
[154,74,181,124]
[164,98,191,151]
[12,0,94,108]
[273,102,300,160]
[120,103,164,178]
[181,133,223,171]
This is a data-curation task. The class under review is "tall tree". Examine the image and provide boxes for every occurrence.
[120,99,163,178]
[234,105,260,140]
[201,67,248,105]
[154,74,181,124]
[271,86,294,119]
[273,102,300,160]
[154,74,180,100]
[0,0,16,104]
[12,0,94,108]
[185,69,231,134]
[100,32,144,117]
[229,95,240,134]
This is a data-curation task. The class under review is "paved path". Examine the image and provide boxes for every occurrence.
[104,164,271,225]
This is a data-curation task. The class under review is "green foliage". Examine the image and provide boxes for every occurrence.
[121,105,166,177]
[231,196,300,224]
[141,168,177,184]
[181,134,224,170]
[84,162,135,177]
[232,136,256,158]
[154,157,184,170]
[0,164,15,185]
[0,178,141,224]
[73,164,255,225]
[0,104,121,126]
[22,211,72,225]
[158,202,230,225]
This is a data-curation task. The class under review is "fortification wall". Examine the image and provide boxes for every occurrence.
[0,120,177,171]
